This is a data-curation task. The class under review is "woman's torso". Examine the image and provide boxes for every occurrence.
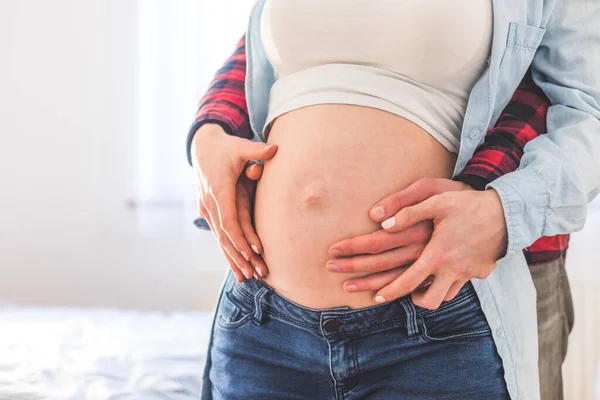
[242,0,551,397]
[255,105,457,308]
[254,0,491,308]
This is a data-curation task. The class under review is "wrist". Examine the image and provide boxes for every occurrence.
[190,123,228,169]
[192,123,226,150]
[196,122,226,140]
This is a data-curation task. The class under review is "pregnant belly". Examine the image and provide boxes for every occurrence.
[254,104,457,309]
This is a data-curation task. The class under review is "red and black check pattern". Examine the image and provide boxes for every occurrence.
[187,35,569,265]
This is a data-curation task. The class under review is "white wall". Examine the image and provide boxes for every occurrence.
[0,0,251,311]
[564,203,600,400]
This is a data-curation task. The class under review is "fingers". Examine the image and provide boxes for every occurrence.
[237,183,268,278]
[380,195,439,233]
[236,180,263,255]
[237,140,278,161]
[200,203,245,283]
[211,179,255,263]
[203,192,255,279]
[443,280,467,302]
[369,178,468,223]
[328,221,432,257]
[411,274,455,310]
[369,178,443,222]
[343,266,409,292]
[223,248,247,283]
[245,163,263,181]
[374,257,432,303]
[327,244,424,274]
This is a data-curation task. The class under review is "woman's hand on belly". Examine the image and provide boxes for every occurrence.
[328,178,508,311]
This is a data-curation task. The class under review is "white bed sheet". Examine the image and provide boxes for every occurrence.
[0,307,214,400]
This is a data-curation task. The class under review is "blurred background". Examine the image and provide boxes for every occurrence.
[0,0,598,399]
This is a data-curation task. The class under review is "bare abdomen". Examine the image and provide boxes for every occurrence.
[254,104,456,309]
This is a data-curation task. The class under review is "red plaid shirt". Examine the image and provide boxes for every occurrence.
[188,36,569,265]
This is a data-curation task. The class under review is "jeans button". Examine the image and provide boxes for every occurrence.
[322,318,341,333]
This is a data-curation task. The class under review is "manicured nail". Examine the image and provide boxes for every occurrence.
[375,295,386,303]
[251,245,260,254]
[242,269,252,279]
[241,251,250,261]
[253,272,259,280]
[327,263,340,272]
[381,217,396,230]
[255,266,263,277]
[330,249,342,258]
[370,205,385,221]
[345,284,358,292]
[264,145,275,151]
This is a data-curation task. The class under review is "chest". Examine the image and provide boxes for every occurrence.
[261,0,494,87]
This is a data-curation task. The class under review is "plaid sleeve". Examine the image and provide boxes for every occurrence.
[186,35,250,165]
[454,69,549,189]
[454,68,569,264]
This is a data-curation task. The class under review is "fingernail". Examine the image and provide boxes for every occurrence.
[264,144,275,151]
[375,295,386,303]
[345,284,358,292]
[381,217,396,230]
[330,249,342,258]
[241,251,250,261]
[255,266,263,277]
[370,205,385,221]
[242,269,252,279]
[251,245,260,254]
[327,263,340,272]
[253,272,260,280]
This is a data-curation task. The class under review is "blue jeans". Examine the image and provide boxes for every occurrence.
[202,272,509,400]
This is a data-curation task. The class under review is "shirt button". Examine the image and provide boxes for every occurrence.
[496,328,505,338]
[468,128,483,140]
[322,318,341,333]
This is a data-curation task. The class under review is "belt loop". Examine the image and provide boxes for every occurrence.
[252,287,269,325]
[400,297,420,338]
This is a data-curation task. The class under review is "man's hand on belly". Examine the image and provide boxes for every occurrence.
[326,222,433,291]
[326,178,508,310]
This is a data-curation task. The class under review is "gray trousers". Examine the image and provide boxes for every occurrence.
[530,257,574,400]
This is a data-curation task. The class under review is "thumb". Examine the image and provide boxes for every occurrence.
[245,163,263,181]
[238,139,278,161]
[369,178,457,223]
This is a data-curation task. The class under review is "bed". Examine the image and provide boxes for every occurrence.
[0,306,214,400]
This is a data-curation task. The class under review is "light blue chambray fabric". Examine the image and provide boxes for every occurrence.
[239,1,600,399]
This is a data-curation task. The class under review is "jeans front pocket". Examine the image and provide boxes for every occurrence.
[216,284,256,330]
[420,285,492,342]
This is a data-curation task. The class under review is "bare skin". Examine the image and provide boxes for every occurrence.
[254,104,456,308]
[193,106,507,310]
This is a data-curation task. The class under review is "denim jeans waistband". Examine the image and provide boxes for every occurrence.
[229,274,477,338]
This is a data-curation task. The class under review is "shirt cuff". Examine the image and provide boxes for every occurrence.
[453,173,490,191]
[486,167,549,262]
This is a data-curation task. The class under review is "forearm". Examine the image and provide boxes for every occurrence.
[187,35,250,165]
[455,69,549,189]
[489,0,600,257]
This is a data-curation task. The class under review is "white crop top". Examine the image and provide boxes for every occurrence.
[260,0,494,153]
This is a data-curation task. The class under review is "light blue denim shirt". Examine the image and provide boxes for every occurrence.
[238,1,600,399]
